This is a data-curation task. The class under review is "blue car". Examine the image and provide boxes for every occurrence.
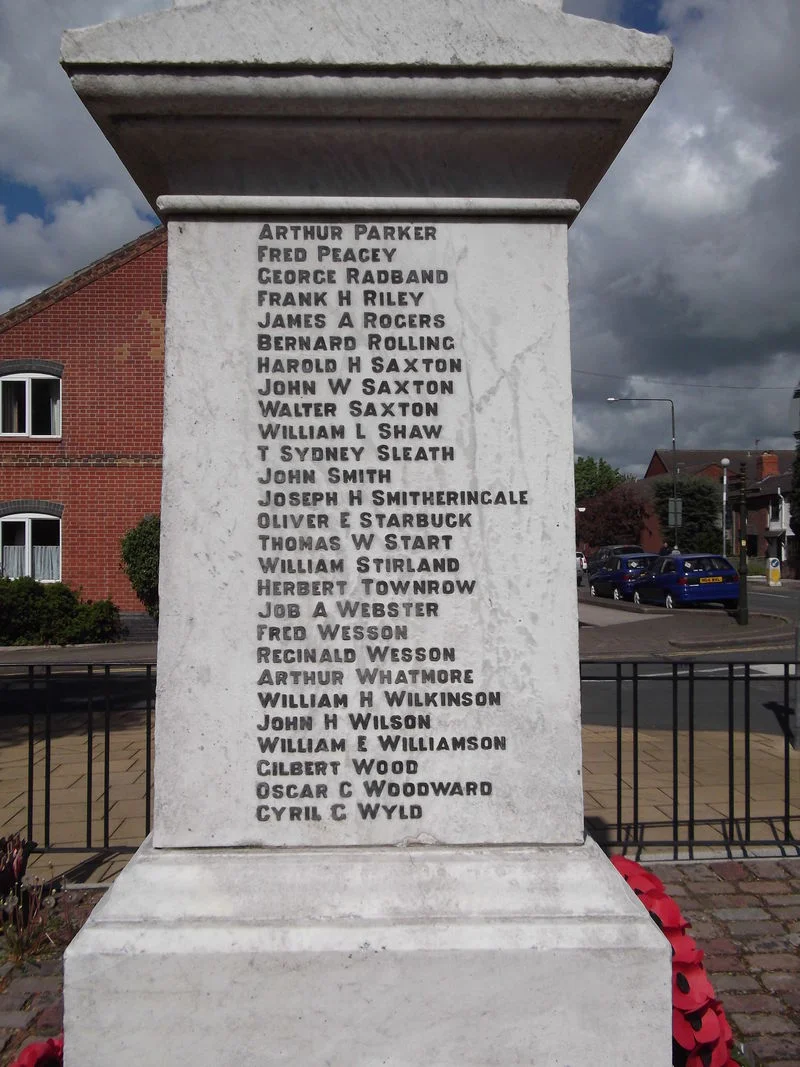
[632,554,740,610]
[588,553,658,601]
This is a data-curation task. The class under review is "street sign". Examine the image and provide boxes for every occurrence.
[668,498,683,527]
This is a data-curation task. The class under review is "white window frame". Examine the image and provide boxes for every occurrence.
[0,373,62,438]
[0,513,61,582]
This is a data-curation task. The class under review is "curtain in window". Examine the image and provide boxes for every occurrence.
[2,545,25,578]
[32,546,59,581]
[1,382,24,433]
[50,385,61,436]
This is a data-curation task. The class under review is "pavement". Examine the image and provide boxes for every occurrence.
[0,641,158,666]
[579,604,796,660]
[577,584,798,661]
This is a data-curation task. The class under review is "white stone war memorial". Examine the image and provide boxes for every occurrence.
[61,1,673,1063]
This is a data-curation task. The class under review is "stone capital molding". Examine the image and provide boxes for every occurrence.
[157,195,582,220]
[62,0,671,213]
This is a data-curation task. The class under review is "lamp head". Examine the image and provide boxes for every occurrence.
[721,457,730,469]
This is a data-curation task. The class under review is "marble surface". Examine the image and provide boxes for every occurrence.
[64,836,672,1066]
[61,0,671,211]
[157,196,583,218]
[62,0,672,70]
[154,215,584,849]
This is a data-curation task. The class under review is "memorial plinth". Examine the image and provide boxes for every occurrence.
[62,2,673,1063]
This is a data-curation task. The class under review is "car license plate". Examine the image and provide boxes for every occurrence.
[699,576,723,583]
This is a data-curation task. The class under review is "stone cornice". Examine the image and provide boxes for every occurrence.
[61,1,672,73]
[62,2,672,218]
[157,195,582,218]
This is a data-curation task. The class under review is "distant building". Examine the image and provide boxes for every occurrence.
[643,448,795,567]
[0,228,166,611]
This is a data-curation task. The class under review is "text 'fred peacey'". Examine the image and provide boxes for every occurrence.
[248,218,527,837]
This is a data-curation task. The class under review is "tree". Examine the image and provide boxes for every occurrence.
[574,456,628,503]
[576,482,647,547]
[651,477,721,554]
[121,514,161,619]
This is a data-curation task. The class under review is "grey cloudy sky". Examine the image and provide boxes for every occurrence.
[0,0,797,474]
[567,0,800,472]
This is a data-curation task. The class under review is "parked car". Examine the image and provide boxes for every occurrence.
[587,544,643,576]
[589,553,658,601]
[576,551,588,586]
[632,554,740,610]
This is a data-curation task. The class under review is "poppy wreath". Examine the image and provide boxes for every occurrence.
[8,1037,63,1067]
[611,856,742,1067]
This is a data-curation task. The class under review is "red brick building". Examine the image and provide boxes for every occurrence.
[643,448,795,566]
[0,228,166,612]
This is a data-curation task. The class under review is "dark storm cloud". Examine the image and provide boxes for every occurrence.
[565,0,800,471]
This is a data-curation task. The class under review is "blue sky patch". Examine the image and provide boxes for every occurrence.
[620,0,663,34]
[0,177,47,222]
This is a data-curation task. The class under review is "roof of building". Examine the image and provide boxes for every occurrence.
[646,448,795,485]
[0,226,166,336]
[749,471,793,496]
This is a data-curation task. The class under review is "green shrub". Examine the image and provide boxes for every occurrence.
[651,476,722,553]
[74,599,121,643]
[0,578,120,646]
[0,577,44,644]
[120,514,160,620]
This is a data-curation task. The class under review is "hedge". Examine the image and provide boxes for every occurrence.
[0,578,121,646]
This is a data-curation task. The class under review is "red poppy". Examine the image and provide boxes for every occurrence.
[685,1041,734,1067]
[673,962,715,1012]
[673,1002,722,1050]
[665,928,704,966]
[9,1037,63,1067]
[641,888,690,932]
[610,855,666,895]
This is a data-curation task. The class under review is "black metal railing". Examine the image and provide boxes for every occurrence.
[0,662,156,855]
[1,660,797,860]
[581,660,798,858]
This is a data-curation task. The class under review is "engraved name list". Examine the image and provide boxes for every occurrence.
[251,220,531,841]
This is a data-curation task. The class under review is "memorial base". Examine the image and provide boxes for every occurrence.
[64,836,670,1066]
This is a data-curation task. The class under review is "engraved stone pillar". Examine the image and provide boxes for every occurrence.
[61,2,674,1063]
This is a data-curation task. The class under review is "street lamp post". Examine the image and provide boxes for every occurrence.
[607,396,678,549]
[792,381,800,739]
[736,460,749,626]
[720,457,730,558]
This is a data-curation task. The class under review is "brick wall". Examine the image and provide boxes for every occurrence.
[0,232,166,611]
